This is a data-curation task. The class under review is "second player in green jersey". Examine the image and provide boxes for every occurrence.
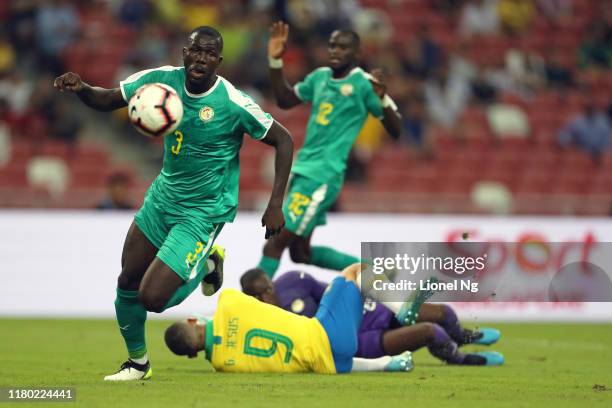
[256,22,402,278]
[291,66,385,182]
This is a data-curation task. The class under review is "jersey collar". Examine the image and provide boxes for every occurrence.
[329,67,361,82]
[184,75,221,98]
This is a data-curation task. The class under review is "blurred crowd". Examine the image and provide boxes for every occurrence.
[0,0,611,209]
[1,1,83,150]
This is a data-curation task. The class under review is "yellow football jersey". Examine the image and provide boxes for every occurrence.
[205,289,336,374]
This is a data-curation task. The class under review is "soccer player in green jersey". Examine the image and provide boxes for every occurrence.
[53,26,294,381]
[256,22,402,278]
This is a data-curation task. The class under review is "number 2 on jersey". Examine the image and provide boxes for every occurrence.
[315,102,333,126]
[171,130,183,155]
[243,328,294,363]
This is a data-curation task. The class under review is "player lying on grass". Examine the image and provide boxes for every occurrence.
[54,26,294,381]
[240,269,504,366]
[164,264,415,373]
[256,22,402,278]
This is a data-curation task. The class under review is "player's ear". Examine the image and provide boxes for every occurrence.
[218,55,223,65]
[182,47,188,59]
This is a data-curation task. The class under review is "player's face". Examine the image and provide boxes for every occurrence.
[184,319,205,358]
[183,34,222,85]
[327,32,357,71]
[252,275,278,306]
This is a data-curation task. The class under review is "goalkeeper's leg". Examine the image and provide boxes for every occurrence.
[382,323,504,366]
[417,304,501,346]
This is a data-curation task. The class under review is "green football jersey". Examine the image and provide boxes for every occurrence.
[293,66,384,183]
[120,66,273,223]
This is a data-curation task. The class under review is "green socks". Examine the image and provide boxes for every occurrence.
[257,256,280,278]
[115,277,204,361]
[257,248,358,275]
[310,246,359,271]
[114,288,147,360]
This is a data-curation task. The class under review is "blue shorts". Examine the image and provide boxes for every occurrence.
[315,277,363,373]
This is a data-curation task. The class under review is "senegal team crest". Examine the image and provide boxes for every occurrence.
[340,84,353,96]
[199,106,214,122]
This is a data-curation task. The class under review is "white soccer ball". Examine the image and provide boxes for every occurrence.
[128,83,183,138]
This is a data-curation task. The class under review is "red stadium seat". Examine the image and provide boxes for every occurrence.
[514,172,554,194]
[37,141,72,160]
[587,172,612,195]
[69,161,109,188]
[8,140,34,165]
[559,150,597,174]
[0,186,51,208]
[438,169,476,193]
[0,165,27,187]
[74,144,109,166]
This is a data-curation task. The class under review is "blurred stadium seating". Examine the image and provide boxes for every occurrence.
[0,0,610,214]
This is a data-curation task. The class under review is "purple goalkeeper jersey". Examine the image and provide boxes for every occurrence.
[274,271,396,332]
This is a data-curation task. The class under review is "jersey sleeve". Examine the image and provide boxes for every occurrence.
[293,69,323,103]
[119,66,179,102]
[119,66,177,102]
[229,89,274,140]
[358,71,385,119]
[363,79,384,120]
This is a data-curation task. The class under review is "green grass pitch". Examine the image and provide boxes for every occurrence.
[0,320,610,408]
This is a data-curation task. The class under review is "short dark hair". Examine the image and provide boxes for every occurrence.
[336,29,360,48]
[164,322,196,356]
[240,268,266,296]
[189,26,223,52]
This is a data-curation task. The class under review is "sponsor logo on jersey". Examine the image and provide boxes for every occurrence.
[199,106,215,122]
[340,84,353,96]
[291,298,305,313]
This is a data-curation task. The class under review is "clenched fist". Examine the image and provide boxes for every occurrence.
[261,204,285,239]
[53,72,85,93]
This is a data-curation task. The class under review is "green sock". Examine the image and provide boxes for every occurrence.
[310,246,360,271]
[257,256,280,278]
[114,288,147,360]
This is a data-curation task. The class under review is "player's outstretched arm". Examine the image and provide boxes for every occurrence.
[268,21,302,109]
[369,69,402,140]
[54,72,127,112]
[259,120,294,238]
